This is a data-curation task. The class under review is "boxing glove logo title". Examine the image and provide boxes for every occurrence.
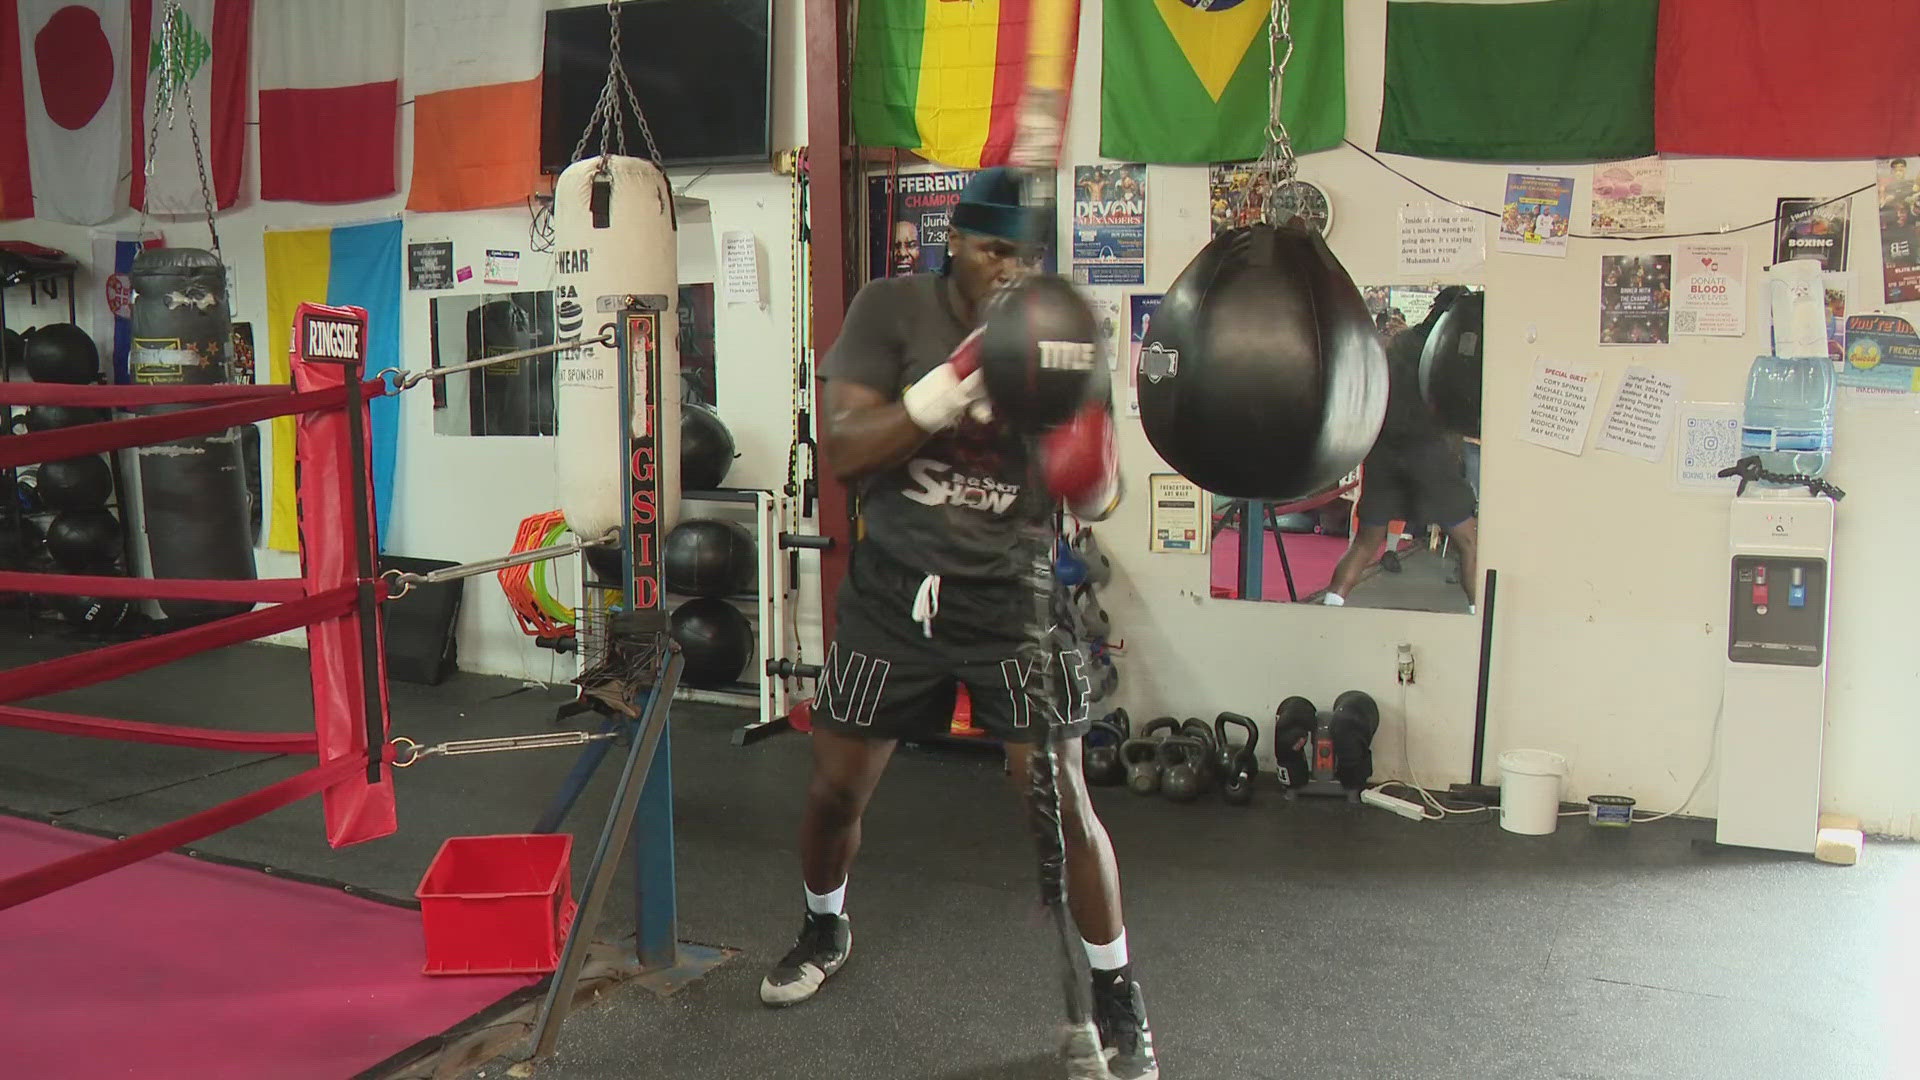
[1038,340,1096,371]
[902,459,1021,515]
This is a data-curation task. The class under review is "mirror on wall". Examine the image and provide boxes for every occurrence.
[1210,285,1484,615]
[429,291,558,437]
[430,284,721,437]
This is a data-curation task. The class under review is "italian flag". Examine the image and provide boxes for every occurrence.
[1657,0,1920,159]
[1378,0,1657,163]
[851,0,1082,170]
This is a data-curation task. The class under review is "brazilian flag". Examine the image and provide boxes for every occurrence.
[1100,0,1345,165]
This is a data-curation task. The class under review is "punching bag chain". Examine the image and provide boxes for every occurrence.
[142,0,222,262]
[570,0,665,171]
[1256,0,1299,221]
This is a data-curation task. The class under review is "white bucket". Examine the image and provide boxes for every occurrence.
[1498,749,1568,835]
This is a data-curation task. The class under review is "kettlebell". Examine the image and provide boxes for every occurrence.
[1215,712,1260,806]
[1089,651,1120,701]
[1158,733,1209,803]
[1122,716,1180,796]
[1272,695,1317,791]
[1083,708,1130,786]
[1179,718,1218,794]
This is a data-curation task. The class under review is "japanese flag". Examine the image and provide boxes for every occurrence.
[18,0,128,225]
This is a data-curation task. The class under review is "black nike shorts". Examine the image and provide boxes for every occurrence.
[1356,441,1477,530]
[813,542,1094,745]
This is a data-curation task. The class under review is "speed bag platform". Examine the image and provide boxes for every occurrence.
[379,555,464,686]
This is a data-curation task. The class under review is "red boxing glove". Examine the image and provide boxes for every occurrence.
[1040,401,1123,520]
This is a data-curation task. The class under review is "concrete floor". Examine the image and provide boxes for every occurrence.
[1,632,1911,1080]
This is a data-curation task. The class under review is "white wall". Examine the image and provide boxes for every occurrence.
[1048,1,1917,836]
[3,0,820,688]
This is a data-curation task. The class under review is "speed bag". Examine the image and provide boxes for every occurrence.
[128,247,257,623]
[551,155,681,541]
[1419,289,1485,438]
[1137,224,1387,501]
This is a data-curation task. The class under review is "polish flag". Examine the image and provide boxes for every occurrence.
[131,0,251,215]
[0,0,31,220]
[18,0,128,225]
[405,0,545,213]
[257,0,402,203]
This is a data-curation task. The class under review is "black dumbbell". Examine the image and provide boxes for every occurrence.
[1121,716,1180,796]
[1214,712,1259,806]
[1083,708,1130,786]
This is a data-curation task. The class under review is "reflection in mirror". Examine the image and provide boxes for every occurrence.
[429,292,558,436]
[1209,285,1484,614]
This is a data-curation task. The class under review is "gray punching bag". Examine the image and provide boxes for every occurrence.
[128,248,257,622]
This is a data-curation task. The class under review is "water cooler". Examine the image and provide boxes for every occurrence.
[1717,259,1837,854]
[1717,494,1832,853]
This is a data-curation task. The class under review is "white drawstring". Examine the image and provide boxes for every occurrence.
[911,573,943,638]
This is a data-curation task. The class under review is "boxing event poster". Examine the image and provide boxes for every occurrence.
[1590,158,1666,235]
[1672,242,1746,337]
[1498,174,1575,258]
[1877,157,1920,304]
[1126,293,1164,419]
[865,170,1060,282]
[1072,164,1146,286]
[1840,313,1920,396]
[1599,254,1672,345]
[1773,197,1849,271]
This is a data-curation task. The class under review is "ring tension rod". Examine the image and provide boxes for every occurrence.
[391,730,621,768]
[375,328,617,392]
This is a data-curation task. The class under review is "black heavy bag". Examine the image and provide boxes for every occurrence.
[1419,288,1484,438]
[1137,224,1388,500]
[128,248,256,623]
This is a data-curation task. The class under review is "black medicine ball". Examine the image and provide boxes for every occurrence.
[664,518,756,598]
[22,323,100,384]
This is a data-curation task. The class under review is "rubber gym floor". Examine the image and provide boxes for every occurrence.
[2,634,1910,1080]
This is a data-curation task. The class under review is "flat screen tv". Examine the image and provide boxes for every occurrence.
[541,0,772,172]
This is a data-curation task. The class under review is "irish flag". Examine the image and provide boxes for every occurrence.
[1101,0,1345,165]
[850,0,1082,170]
[1378,0,1657,163]
[131,0,251,215]
[257,0,402,203]
[405,0,544,212]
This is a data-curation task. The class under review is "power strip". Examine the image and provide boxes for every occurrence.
[1361,787,1427,821]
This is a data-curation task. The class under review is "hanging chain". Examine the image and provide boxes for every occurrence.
[1256,0,1300,225]
[142,1,222,259]
[569,1,664,169]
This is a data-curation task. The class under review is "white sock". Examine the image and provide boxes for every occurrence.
[805,881,846,917]
[1323,593,1346,607]
[1082,928,1128,972]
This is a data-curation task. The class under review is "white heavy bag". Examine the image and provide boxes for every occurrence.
[551,155,681,541]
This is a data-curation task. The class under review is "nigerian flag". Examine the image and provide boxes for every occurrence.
[1378,0,1657,162]
[1100,0,1345,165]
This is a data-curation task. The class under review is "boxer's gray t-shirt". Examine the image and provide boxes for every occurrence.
[821,273,1048,580]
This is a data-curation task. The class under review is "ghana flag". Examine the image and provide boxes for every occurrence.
[1101,0,1344,165]
[850,0,1081,169]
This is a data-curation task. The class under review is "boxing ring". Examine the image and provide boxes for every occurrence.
[0,296,703,1074]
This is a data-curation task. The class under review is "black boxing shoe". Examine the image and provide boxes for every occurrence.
[1092,966,1159,1080]
[759,910,852,1007]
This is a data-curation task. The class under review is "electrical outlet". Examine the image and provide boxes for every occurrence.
[1396,643,1415,685]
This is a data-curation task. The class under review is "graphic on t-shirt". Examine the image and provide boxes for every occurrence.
[902,458,1024,516]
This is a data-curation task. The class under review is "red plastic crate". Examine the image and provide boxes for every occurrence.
[415,833,578,976]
